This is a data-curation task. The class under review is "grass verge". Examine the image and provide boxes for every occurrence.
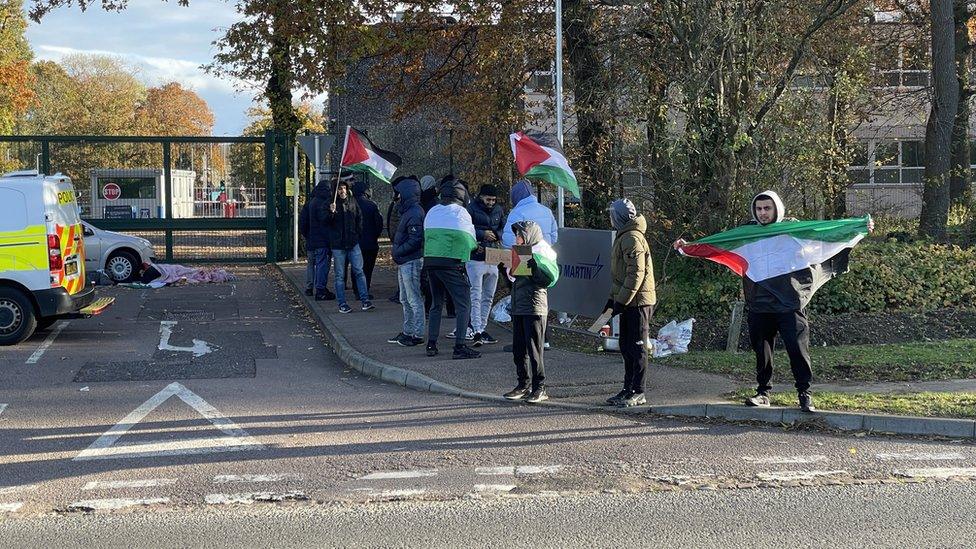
[730,389,976,419]
[657,339,976,383]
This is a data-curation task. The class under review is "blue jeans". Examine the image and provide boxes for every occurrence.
[333,245,369,305]
[398,258,425,337]
[312,248,332,294]
[465,260,499,333]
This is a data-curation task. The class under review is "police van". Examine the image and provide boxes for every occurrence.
[0,171,113,346]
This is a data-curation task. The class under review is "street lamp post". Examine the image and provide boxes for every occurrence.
[555,0,565,228]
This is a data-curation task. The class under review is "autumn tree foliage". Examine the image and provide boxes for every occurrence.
[1,0,34,170]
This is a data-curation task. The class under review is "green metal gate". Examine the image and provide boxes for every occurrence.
[0,132,292,263]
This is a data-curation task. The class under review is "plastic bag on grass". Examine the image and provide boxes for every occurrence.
[653,318,694,358]
[491,295,512,323]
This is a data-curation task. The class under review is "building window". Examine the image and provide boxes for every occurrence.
[847,140,925,185]
[526,72,553,93]
[876,40,930,88]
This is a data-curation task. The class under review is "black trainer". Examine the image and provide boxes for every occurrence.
[799,392,816,413]
[503,385,530,400]
[472,332,484,347]
[411,336,424,346]
[452,345,481,360]
[396,333,418,347]
[745,393,771,407]
[314,289,336,301]
[480,331,498,344]
[525,387,549,403]
[426,343,438,357]
[618,392,647,407]
[388,332,406,344]
[606,390,629,406]
[304,288,313,296]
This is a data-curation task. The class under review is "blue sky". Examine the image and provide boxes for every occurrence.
[25,0,292,135]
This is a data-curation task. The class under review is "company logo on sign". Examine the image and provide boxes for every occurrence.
[57,190,75,205]
[102,182,121,201]
[559,255,605,280]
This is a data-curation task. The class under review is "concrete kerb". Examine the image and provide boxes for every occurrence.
[274,264,976,439]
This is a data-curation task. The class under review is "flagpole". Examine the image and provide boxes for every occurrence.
[555,0,565,228]
[334,126,349,205]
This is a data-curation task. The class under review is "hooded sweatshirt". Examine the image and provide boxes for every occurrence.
[306,180,334,250]
[502,180,559,248]
[743,190,849,312]
[392,177,424,265]
[324,185,363,250]
[423,178,477,268]
[510,221,557,316]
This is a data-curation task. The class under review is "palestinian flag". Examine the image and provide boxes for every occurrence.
[510,131,580,198]
[340,126,402,184]
[513,241,560,288]
[423,203,478,262]
[679,217,870,282]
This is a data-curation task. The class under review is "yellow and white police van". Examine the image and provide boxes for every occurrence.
[0,171,113,345]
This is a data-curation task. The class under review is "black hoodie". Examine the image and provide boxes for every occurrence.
[324,186,363,250]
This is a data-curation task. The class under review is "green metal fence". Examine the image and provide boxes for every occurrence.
[0,132,292,263]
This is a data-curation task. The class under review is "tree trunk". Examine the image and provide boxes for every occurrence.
[266,12,300,138]
[920,0,960,240]
[950,0,972,205]
[564,0,615,228]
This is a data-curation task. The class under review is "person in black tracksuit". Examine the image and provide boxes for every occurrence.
[350,180,384,298]
[502,221,557,404]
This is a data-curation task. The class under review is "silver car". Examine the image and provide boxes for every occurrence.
[81,221,156,282]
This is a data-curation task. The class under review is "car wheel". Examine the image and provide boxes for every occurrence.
[0,287,37,346]
[106,250,139,283]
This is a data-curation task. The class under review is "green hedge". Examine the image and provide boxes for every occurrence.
[655,241,976,318]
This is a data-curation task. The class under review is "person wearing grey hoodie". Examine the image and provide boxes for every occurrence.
[604,198,656,408]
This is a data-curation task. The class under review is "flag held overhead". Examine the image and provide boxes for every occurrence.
[340,126,402,184]
[510,131,580,199]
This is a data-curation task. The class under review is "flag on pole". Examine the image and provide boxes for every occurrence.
[340,126,402,184]
[678,217,870,282]
[510,131,580,198]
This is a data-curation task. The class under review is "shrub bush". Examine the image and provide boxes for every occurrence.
[655,241,976,318]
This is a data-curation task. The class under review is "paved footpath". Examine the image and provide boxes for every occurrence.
[280,262,976,439]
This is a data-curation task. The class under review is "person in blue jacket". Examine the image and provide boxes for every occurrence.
[387,176,426,347]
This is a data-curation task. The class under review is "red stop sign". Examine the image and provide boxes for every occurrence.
[102,183,121,201]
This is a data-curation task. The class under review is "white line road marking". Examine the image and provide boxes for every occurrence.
[0,503,23,513]
[756,470,849,482]
[204,491,307,505]
[213,474,300,484]
[26,321,69,364]
[895,467,976,479]
[68,498,170,511]
[157,321,217,357]
[359,470,438,480]
[74,382,264,461]
[351,488,427,498]
[0,403,7,417]
[743,455,829,465]
[83,479,178,490]
[475,466,564,476]
[876,452,964,462]
[0,485,37,496]
[473,484,517,492]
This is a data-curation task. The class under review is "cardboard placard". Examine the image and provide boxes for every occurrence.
[484,246,511,268]
[587,309,613,333]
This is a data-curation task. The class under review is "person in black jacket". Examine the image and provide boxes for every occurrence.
[306,180,335,301]
[325,177,373,313]
[350,180,384,299]
[502,220,557,403]
[465,184,505,346]
[387,176,426,347]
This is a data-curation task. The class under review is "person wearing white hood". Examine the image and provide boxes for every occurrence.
[674,191,874,413]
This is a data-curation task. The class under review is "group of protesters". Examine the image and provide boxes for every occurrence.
[300,171,866,412]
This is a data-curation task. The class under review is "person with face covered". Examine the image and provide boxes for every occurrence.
[604,198,656,408]
[673,191,874,413]
[502,220,559,404]
[423,177,480,359]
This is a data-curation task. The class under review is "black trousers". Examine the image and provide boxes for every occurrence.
[427,266,471,348]
[421,266,454,318]
[619,305,652,393]
[513,315,546,389]
[748,311,813,394]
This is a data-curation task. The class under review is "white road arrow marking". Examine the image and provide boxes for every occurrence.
[157,321,216,357]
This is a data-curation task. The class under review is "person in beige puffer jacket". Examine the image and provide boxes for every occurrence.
[604,198,656,408]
